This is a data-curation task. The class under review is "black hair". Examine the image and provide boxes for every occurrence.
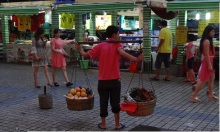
[105,25,119,38]
[34,27,44,41]
[199,25,215,54]
[187,34,195,42]
[53,28,61,37]
[160,20,167,27]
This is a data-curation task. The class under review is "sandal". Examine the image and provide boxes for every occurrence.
[191,81,197,85]
[98,123,106,130]
[206,91,216,96]
[54,82,59,87]
[163,77,171,81]
[35,85,41,88]
[66,82,73,87]
[115,123,125,130]
[208,96,218,101]
[190,97,201,103]
[47,84,53,87]
[150,77,159,81]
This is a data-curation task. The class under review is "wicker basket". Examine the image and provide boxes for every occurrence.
[126,98,156,116]
[66,97,94,111]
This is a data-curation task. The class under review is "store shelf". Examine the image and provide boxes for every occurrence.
[151,36,159,38]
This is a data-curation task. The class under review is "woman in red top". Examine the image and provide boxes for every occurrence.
[191,25,218,103]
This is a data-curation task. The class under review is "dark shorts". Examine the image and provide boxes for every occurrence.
[98,79,121,117]
[155,53,171,69]
[187,57,194,69]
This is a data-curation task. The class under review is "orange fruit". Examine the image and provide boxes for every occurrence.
[70,88,76,95]
[75,87,81,92]
[76,92,81,97]
[81,88,86,93]
[67,93,73,98]
[81,92,87,97]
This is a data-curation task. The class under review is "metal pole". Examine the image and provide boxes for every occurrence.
[76,40,143,45]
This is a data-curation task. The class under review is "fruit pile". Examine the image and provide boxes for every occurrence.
[67,86,93,99]
[129,87,156,102]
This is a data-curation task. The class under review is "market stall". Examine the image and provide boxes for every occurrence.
[166,0,219,78]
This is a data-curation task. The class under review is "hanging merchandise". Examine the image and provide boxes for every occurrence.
[17,15,26,31]
[38,12,45,25]
[61,12,68,28]
[12,15,18,27]
[60,13,75,29]
[86,12,90,20]
[24,15,31,30]
[45,11,52,24]
[66,13,75,29]
[82,13,87,25]
[31,15,39,31]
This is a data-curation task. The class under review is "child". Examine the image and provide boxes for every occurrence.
[185,34,197,85]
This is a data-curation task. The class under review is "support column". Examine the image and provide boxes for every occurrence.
[1,15,9,60]
[2,15,9,45]
[177,10,187,76]
[75,13,83,58]
[111,10,117,26]
[51,11,59,36]
[170,18,177,47]
[142,8,152,71]
[89,12,96,36]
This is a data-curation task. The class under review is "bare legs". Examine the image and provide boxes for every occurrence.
[191,74,217,102]
[100,117,106,128]
[155,68,160,79]
[165,67,170,80]
[33,66,39,86]
[52,67,57,83]
[100,113,122,129]
[52,66,70,84]
[155,67,170,80]
[61,66,70,83]
[44,65,52,85]
[33,65,52,86]
[188,69,196,83]
[114,113,121,128]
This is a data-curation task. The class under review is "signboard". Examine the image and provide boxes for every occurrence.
[209,10,219,24]
[55,0,75,4]
[75,0,130,3]
[198,20,209,36]
[95,15,112,30]
[175,26,188,44]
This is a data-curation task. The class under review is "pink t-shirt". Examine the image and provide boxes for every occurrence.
[186,42,196,59]
[88,42,123,80]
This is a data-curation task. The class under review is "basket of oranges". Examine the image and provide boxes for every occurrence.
[65,86,94,111]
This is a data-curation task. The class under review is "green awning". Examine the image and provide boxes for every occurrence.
[57,2,134,13]
[167,0,219,11]
[0,6,50,15]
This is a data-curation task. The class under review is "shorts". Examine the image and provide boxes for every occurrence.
[155,53,171,69]
[187,57,194,69]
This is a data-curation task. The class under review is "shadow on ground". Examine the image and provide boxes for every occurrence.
[129,125,174,131]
